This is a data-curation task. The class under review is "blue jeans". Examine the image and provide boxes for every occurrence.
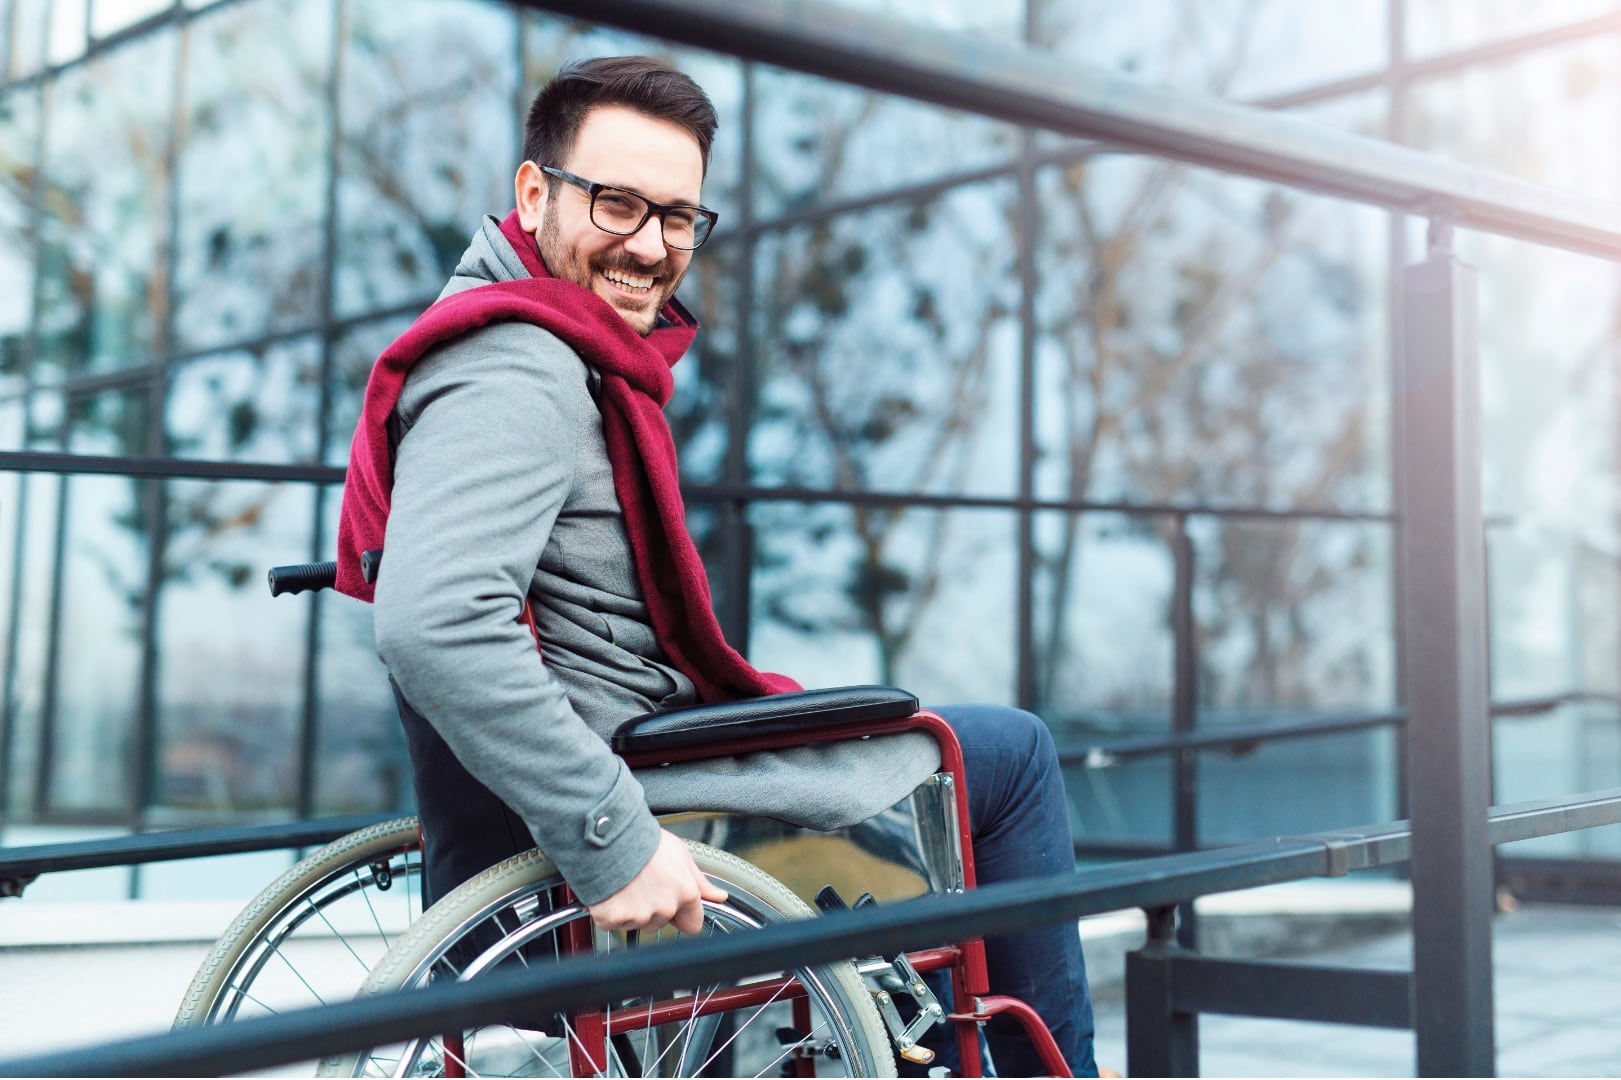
[920,704,1098,1078]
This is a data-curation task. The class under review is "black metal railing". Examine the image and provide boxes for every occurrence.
[1,787,1618,1077]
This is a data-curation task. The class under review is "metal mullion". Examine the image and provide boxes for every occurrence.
[1387,0,1412,833]
[31,469,66,817]
[1014,122,1037,713]
[1169,514,1199,950]
[1,54,51,821]
[722,60,757,651]
[300,0,348,823]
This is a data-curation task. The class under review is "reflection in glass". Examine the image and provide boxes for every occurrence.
[1065,755,1173,854]
[1032,512,1175,734]
[668,241,735,485]
[1496,704,1621,857]
[37,32,175,377]
[1190,517,1393,714]
[8,0,51,79]
[51,475,147,812]
[154,480,312,817]
[334,0,516,317]
[2,472,56,815]
[1485,525,1619,702]
[313,488,410,815]
[1033,160,1387,510]
[328,314,412,466]
[1407,35,1621,200]
[1406,0,1616,58]
[174,0,332,353]
[166,339,323,463]
[747,502,1016,703]
[91,0,172,38]
[751,181,1020,496]
[522,19,746,222]
[1196,728,1396,844]
[46,0,86,64]
[0,90,38,391]
[1033,0,1387,101]
[751,68,1017,220]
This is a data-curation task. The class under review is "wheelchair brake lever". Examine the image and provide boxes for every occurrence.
[816,885,944,1065]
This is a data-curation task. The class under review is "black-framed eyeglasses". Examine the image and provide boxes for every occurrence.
[540,166,718,251]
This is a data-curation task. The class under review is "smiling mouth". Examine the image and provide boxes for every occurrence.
[601,267,656,296]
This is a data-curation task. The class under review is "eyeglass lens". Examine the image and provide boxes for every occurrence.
[590,188,710,249]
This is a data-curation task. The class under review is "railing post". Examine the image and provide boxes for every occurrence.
[1398,218,1495,1076]
[1125,904,1199,1077]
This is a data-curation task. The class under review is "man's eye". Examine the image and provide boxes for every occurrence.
[598,193,640,213]
[666,209,698,229]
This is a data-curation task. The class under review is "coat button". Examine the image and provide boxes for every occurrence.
[594,815,612,838]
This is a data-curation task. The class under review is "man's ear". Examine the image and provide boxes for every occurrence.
[516,161,548,233]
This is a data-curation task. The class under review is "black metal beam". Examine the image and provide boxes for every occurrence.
[0,813,392,895]
[1169,956,1413,1028]
[511,0,1621,262]
[1398,225,1494,1076]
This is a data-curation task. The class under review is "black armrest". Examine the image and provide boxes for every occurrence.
[611,685,919,754]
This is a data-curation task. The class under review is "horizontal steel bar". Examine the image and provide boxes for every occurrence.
[518,0,1621,262]
[0,814,393,884]
[1167,956,1413,1028]
[1059,691,1619,766]
[9,787,1621,1076]
[0,451,346,485]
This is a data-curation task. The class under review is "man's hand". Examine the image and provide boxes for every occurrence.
[588,829,728,936]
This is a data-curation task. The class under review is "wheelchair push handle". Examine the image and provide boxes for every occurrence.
[267,561,337,597]
[266,549,382,597]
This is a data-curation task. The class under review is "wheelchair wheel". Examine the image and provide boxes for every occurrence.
[175,816,424,1028]
[318,839,897,1078]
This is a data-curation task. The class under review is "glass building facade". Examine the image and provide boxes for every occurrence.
[1,0,1618,895]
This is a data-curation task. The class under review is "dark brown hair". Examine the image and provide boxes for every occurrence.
[523,56,718,177]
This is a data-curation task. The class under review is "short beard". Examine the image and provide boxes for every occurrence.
[536,197,670,337]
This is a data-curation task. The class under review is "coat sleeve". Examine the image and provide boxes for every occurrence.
[372,323,661,905]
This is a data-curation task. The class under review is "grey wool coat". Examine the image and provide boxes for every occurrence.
[372,216,939,905]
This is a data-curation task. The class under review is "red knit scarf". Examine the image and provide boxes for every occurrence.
[336,211,799,703]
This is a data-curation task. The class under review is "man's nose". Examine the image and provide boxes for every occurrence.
[623,214,668,262]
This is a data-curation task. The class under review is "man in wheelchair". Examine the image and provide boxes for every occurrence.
[335,55,1097,1077]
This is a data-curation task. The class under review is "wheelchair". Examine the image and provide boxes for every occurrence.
[174,561,1072,1077]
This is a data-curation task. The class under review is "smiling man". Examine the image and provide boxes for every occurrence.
[337,55,1098,1076]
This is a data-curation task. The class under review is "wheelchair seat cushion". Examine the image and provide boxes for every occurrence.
[612,685,919,754]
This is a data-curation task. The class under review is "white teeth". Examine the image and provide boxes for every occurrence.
[603,269,654,292]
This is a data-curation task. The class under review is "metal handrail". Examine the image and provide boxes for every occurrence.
[4,786,1618,1078]
[520,0,1621,262]
[0,814,393,897]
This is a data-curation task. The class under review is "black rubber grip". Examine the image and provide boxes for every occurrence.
[268,561,337,597]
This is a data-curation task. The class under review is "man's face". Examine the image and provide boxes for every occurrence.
[517,105,704,336]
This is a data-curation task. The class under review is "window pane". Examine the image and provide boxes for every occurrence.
[334,0,517,318]
[751,70,1017,221]
[46,0,86,65]
[1406,34,1621,201]
[1496,703,1621,857]
[166,338,323,463]
[1033,161,1389,511]
[1066,754,1173,854]
[90,0,171,38]
[1197,728,1398,844]
[1407,0,1617,58]
[313,488,410,815]
[669,239,735,484]
[327,313,411,467]
[1034,0,1388,101]
[2,471,56,816]
[51,476,148,813]
[48,390,151,813]
[751,180,1020,497]
[173,0,333,352]
[522,22,745,226]
[1033,512,1176,730]
[747,503,1017,703]
[153,480,312,818]
[1191,517,1395,714]
[37,33,175,378]
[0,89,37,391]
[8,0,50,79]
[840,0,1022,38]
